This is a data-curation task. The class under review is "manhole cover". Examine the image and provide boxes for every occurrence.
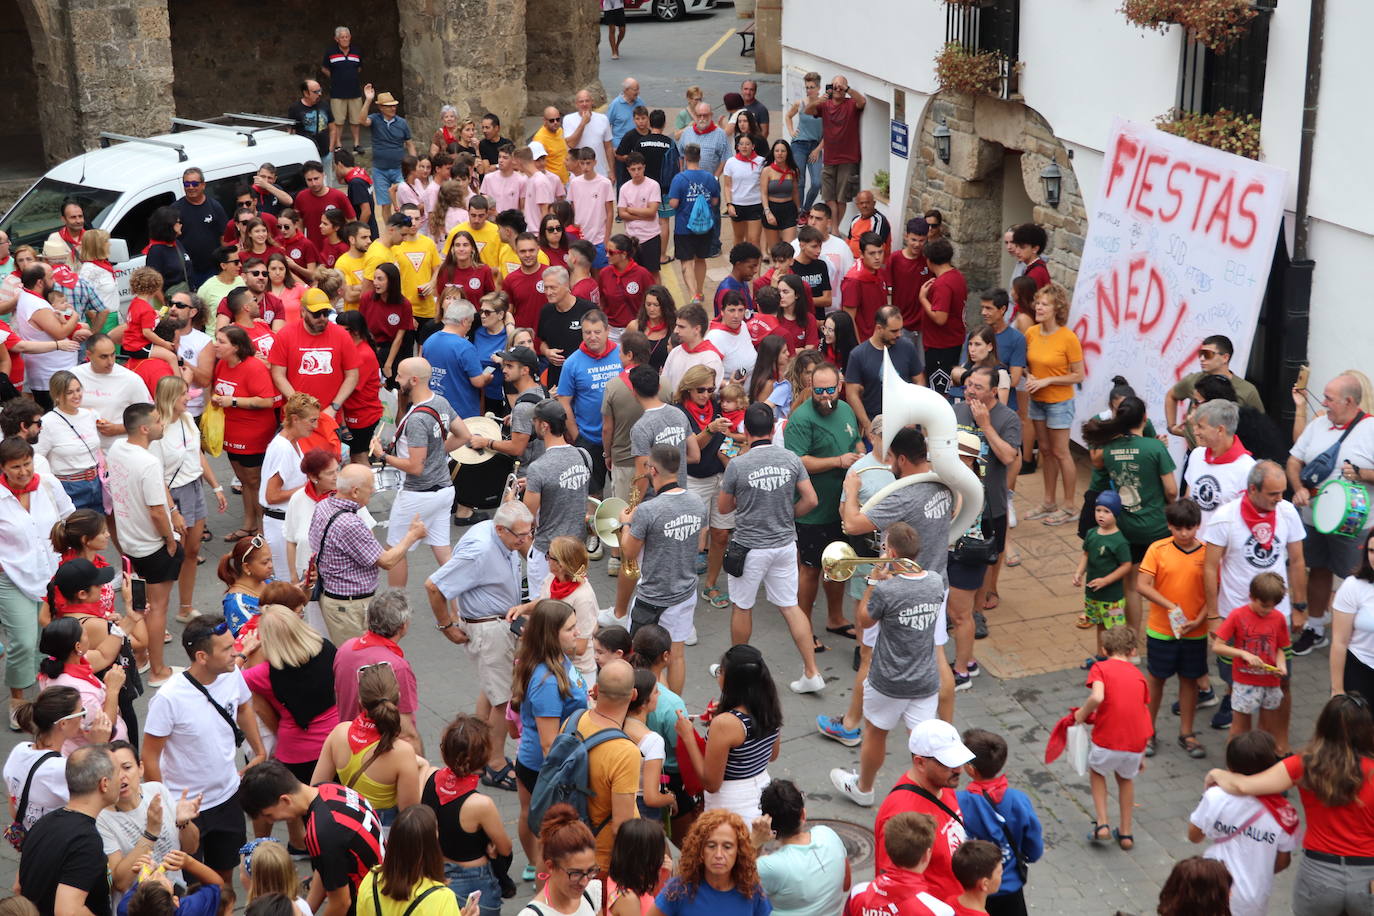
[807,818,876,871]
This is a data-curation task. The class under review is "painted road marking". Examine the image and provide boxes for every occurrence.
[697,28,751,76]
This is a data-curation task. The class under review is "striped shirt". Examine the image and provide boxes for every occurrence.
[722,710,775,780]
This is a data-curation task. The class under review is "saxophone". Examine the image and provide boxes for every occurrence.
[619,483,645,581]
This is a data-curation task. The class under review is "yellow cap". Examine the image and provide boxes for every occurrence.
[301,288,333,313]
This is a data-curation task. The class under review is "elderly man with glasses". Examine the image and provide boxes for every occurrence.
[174,169,229,288]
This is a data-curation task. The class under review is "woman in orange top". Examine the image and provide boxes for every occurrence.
[1023,282,1084,526]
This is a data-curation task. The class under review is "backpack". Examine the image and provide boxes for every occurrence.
[526,710,629,834]
[686,191,714,235]
[659,143,682,191]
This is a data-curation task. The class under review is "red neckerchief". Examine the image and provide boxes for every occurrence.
[346,167,373,186]
[1205,436,1250,465]
[87,259,115,276]
[441,127,457,147]
[769,163,795,180]
[708,319,743,336]
[347,714,380,753]
[1,472,39,497]
[733,153,759,170]
[722,408,745,430]
[0,256,9,267]
[683,398,715,429]
[51,265,80,288]
[1257,794,1301,836]
[683,338,723,359]
[305,481,332,503]
[1238,494,1277,550]
[1331,412,1366,431]
[62,659,103,689]
[580,341,617,360]
[433,767,480,805]
[966,774,1009,805]
[356,631,406,658]
[692,122,718,135]
[59,228,83,250]
[57,598,108,620]
[140,240,176,255]
[548,577,581,600]
[645,321,666,334]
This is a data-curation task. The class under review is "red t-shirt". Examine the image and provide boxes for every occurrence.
[216,292,285,327]
[772,314,818,354]
[924,267,968,349]
[502,268,547,334]
[888,251,930,332]
[844,869,949,916]
[745,312,780,345]
[122,297,158,351]
[2,328,25,386]
[129,357,174,396]
[222,212,281,245]
[1085,658,1152,752]
[358,293,416,345]
[238,245,286,268]
[436,263,495,307]
[874,774,965,904]
[817,97,862,164]
[948,903,985,916]
[268,321,361,407]
[1216,604,1291,687]
[540,246,568,269]
[1283,755,1374,855]
[292,188,356,247]
[280,233,321,266]
[1024,258,1051,289]
[213,357,278,454]
[571,276,600,307]
[343,340,384,429]
[318,239,349,269]
[841,263,890,339]
[240,320,276,361]
[598,262,652,328]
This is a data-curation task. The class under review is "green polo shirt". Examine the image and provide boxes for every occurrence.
[783,397,862,525]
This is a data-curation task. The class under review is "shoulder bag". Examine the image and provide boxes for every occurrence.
[3,751,60,851]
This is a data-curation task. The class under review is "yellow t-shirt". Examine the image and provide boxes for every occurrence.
[1024,324,1084,404]
[576,710,641,868]
[442,221,503,271]
[392,237,441,319]
[497,244,551,280]
[533,126,570,183]
[355,872,461,916]
[363,240,400,283]
[334,251,369,311]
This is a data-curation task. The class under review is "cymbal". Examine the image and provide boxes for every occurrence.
[451,416,504,464]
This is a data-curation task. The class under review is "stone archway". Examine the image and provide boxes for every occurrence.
[0,0,81,166]
[903,90,1088,296]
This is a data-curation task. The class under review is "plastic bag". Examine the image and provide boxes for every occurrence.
[1065,724,1090,777]
[200,401,225,457]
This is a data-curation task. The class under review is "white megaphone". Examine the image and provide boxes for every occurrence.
[864,350,984,545]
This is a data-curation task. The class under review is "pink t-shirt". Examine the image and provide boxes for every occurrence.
[523,171,562,235]
[568,173,614,244]
[617,178,662,243]
[332,637,419,720]
[242,662,340,765]
[481,169,527,214]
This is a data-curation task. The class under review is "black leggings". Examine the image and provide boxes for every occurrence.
[1342,650,1374,702]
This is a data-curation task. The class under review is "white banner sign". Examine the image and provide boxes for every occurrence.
[1068,117,1288,444]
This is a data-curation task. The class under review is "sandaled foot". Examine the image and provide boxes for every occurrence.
[825,623,857,639]
[982,591,999,611]
[1178,733,1207,758]
[481,759,517,792]
[701,585,730,609]
[1024,503,1058,521]
[1075,614,1095,629]
[812,636,827,654]
[1005,546,1022,567]
[1113,828,1134,851]
[222,528,253,543]
[1043,507,1076,526]
[1080,654,1107,670]
[1088,822,1111,844]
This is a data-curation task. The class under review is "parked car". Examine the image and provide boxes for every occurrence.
[623,0,717,21]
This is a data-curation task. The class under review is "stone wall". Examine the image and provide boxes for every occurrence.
[904,90,1087,298]
[69,0,177,148]
[526,0,604,115]
[0,2,39,147]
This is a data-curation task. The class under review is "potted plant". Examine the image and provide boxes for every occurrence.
[873,170,890,200]
[1156,108,1261,160]
[934,42,1003,96]
[1121,0,1258,52]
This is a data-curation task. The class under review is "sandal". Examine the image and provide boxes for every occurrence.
[481,758,518,792]
[1178,733,1207,758]
[1080,654,1107,670]
[1075,614,1095,629]
[812,636,827,654]
[1043,508,1076,526]
[825,623,857,640]
[982,592,1000,611]
[701,585,730,610]
[1113,828,1134,851]
[1005,546,1022,567]
[175,606,196,624]
[1087,822,1111,844]
[222,528,254,543]
[1024,503,1058,521]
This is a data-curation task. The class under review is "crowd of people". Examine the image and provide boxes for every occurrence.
[1,40,1373,916]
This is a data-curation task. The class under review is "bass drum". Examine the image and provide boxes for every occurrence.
[452,453,515,511]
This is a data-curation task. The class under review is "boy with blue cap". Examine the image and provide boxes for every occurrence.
[1072,490,1132,667]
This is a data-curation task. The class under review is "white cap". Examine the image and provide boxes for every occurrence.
[908,719,975,768]
[528,141,549,160]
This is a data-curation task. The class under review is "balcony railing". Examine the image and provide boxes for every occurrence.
[1177,0,1275,118]
[945,0,1020,100]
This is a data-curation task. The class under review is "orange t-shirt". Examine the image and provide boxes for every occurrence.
[1024,324,1083,404]
[1138,536,1207,640]
[576,710,641,868]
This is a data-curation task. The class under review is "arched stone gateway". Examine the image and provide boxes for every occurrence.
[904,90,1088,296]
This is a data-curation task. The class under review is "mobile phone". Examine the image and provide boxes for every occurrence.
[465,891,482,910]
[509,616,527,637]
[130,576,147,612]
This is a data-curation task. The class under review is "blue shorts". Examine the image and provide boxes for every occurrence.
[371,166,404,195]
[658,202,676,219]
[592,242,608,270]
[1146,635,1208,680]
[1028,397,1076,430]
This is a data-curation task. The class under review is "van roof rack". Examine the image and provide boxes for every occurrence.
[98,132,188,162]
[169,113,296,146]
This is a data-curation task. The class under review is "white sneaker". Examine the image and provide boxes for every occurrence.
[685,627,699,646]
[829,768,875,807]
[790,672,825,694]
[586,532,603,561]
[1008,501,1017,527]
[607,556,621,576]
[709,663,722,678]
[597,608,628,628]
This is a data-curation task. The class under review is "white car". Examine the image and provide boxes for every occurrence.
[623,0,717,21]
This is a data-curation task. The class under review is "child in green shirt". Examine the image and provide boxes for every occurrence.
[1073,490,1132,667]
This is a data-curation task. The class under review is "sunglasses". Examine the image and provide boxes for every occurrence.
[694,386,716,394]
[546,117,560,123]
[358,660,394,680]
[545,225,563,232]
[479,309,500,316]
[245,535,266,554]
[226,259,240,265]
[56,709,86,724]
[245,270,268,277]
[183,181,202,188]
[813,385,838,396]
[1199,349,1218,358]
[26,419,41,428]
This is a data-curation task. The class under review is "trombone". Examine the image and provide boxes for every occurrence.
[820,541,922,582]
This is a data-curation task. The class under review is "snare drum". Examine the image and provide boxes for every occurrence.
[369,465,406,515]
[1313,478,1371,538]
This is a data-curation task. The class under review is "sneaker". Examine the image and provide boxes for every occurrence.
[1196,687,1220,709]
[521,864,537,882]
[952,670,972,691]
[1008,501,1017,527]
[695,550,708,574]
[597,608,628,628]
[353,145,365,155]
[708,663,722,678]
[966,660,981,677]
[829,768,875,807]
[8,705,18,732]
[286,844,310,860]
[586,532,604,561]
[607,556,621,576]
[1291,627,1329,656]
[1018,458,1038,476]
[685,627,698,646]
[1209,694,1233,730]
[816,715,862,747]
[790,673,825,694]
[1144,735,1157,757]
[973,611,989,640]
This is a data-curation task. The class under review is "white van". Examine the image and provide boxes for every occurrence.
[0,115,319,305]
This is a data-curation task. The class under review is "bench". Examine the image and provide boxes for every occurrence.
[738,22,755,56]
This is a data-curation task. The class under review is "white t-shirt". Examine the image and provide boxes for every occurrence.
[36,407,102,477]
[96,781,186,886]
[1184,446,1256,535]
[1290,414,1374,527]
[705,325,757,387]
[722,155,766,207]
[1203,496,1305,619]
[1188,786,1299,916]
[2,743,68,830]
[177,328,214,415]
[106,439,172,558]
[150,414,203,489]
[71,363,150,452]
[259,434,306,509]
[517,878,601,916]
[1334,576,1374,668]
[78,262,120,315]
[636,730,665,802]
[14,290,78,389]
[144,669,252,807]
[562,111,614,177]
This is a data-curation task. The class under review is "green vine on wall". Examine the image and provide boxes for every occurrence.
[1121,0,1257,52]
[1156,108,1261,160]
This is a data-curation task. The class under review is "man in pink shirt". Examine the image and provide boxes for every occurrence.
[567,147,615,267]
[480,147,527,214]
[616,151,663,279]
[519,143,563,232]
[332,591,424,754]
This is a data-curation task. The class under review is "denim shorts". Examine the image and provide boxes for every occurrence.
[1028,396,1076,429]
[371,166,404,194]
[59,476,104,513]
[444,861,502,916]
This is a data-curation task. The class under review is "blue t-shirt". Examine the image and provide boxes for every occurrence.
[118,882,220,916]
[516,659,588,769]
[607,95,638,147]
[223,590,262,635]
[668,169,721,236]
[368,114,413,170]
[713,275,755,315]
[474,326,506,374]
[423,331,485,419]
[560,346,623,444]
[655,880,772,916]
[323,45,363,98]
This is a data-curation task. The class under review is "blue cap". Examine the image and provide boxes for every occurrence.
[1096,490,1123,517]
